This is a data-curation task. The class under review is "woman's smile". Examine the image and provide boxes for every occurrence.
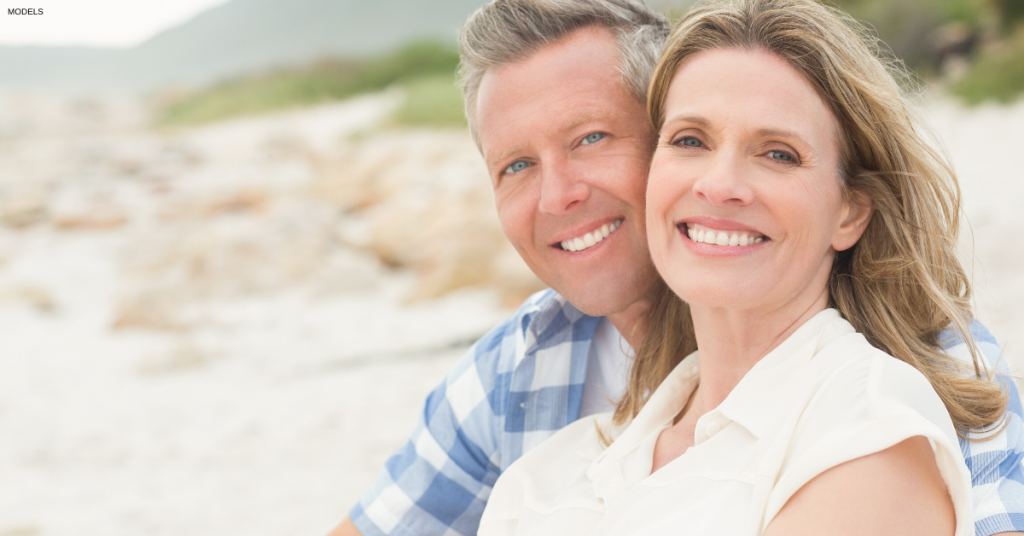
[676,218,769,257]
[683,223,764,247]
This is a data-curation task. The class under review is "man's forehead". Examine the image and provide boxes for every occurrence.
[476,53,623,116]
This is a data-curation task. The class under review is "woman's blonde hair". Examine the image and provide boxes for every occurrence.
[614,0,1006,436]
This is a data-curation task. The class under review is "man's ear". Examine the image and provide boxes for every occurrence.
[833,190,874,252]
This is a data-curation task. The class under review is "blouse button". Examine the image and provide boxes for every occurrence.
[705,422,722,437]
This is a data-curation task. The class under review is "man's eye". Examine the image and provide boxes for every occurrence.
[582,132,606,145]
[677,137,703,148]
[504,160,533,174]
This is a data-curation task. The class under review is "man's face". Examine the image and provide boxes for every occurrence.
[475,26,660,317]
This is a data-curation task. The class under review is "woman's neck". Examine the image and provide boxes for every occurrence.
[689,288,830,411]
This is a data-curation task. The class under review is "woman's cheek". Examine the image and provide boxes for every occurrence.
[645,176,669,240]
[645,178,676,265]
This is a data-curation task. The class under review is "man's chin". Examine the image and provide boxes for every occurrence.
[540,258,659,314]
[556,284,643,318]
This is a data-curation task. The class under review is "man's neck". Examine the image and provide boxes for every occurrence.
[605,294,657,349]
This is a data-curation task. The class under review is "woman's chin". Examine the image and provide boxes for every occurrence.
[657,255,769,306]
[667,279,764,311]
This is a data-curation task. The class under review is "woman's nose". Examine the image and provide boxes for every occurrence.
[692,154,753,206]
[538,159,591,215]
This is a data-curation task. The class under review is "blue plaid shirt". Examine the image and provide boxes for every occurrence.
[351,289,1024,536]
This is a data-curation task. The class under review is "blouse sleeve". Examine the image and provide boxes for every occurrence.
[763,351,975,535]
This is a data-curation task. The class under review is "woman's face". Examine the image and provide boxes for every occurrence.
[647,47,871,312]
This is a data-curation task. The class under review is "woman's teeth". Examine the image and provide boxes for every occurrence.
[686,223,764,246]
[561,219,622,252]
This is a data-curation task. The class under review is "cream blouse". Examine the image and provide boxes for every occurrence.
[478,309,974,536]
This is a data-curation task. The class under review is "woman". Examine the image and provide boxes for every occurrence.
[476,0,1007,534]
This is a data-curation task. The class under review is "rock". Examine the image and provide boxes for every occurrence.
[49,190,128,230]
[314,129,543,301]
[137,342,218,374]
[52,208,128,230]
[111,289,185,331]
[0,188,48,229]
[0,285,56,313]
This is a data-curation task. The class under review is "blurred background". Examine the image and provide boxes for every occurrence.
[0,0,1021,534]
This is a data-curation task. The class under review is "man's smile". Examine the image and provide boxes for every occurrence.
[555,218,623,252]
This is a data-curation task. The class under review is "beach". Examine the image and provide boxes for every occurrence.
[0,90,1021,536]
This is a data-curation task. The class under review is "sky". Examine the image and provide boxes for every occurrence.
[0,0,231,47]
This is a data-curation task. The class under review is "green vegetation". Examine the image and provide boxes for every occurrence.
[950,25,1024,104]
[391,74,467,128]
[832,0,983,74]
[160,0,1024,124]
[991,0,1024,30]
[831,0,1024,104]
[160,41,461,126]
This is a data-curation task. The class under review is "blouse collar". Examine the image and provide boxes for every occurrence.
[586,308,856,502]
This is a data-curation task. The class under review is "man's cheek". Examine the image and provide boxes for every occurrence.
[495,205,533,250]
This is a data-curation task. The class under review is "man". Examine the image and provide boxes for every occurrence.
[331,1,1024,535]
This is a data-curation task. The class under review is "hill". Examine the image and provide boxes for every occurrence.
[0,0,488,92]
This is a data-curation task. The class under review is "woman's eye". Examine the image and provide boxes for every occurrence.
[581,132,605,145]
[677,136,703,148]
[504,160,533,174]
[767,150,796,163]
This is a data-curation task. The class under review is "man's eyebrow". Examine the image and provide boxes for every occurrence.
[562,112,604,133]
[487,146,524,168]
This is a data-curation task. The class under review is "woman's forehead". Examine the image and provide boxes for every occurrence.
[663,48,837,143]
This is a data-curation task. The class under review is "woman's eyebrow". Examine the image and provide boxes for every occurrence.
[755,127,809,144]
[753,129,815,153]
[662,115,712,129]
[754,127,819,159]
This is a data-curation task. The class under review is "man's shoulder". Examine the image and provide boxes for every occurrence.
[466,287,595,367]
[937,319,1004,370]
[470,288,557,356]
[444,288,603,423]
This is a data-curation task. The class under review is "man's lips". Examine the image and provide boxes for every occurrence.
[555,218,623,252]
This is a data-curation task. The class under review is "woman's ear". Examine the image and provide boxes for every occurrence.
[833,190,874,252]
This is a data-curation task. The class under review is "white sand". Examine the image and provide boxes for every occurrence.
[925,97,1024,372]
[0,92,1020,536]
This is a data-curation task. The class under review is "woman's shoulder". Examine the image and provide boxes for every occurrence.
[766,332,973,534]
[807,332,954,431]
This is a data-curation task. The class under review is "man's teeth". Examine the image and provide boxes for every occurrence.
[561,219,622,252]
[686,223,764,246]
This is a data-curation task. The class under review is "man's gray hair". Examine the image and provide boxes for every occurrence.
[458,0,671,146]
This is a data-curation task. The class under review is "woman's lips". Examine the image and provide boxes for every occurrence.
[679,222,767,247]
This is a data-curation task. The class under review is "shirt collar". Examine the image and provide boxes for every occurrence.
[522,291,598,353]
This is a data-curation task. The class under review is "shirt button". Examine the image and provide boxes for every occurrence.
[705,422,722,437]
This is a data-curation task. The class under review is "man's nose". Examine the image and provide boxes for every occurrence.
[692,153,753,207]
[538,159,590,215]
